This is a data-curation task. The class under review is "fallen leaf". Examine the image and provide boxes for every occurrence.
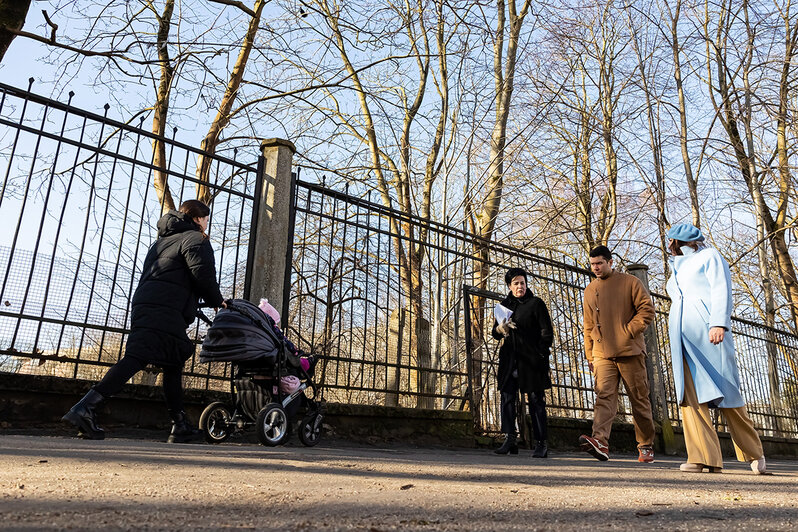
[400,484,414,490]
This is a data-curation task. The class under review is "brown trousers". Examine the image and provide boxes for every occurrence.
[681,358,763,469]
[592,354,655,449]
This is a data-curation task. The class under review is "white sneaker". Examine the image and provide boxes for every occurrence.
[750,456,766,474]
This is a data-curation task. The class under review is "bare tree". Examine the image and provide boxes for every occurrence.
[464,0,532,424]
[292,0,462,408]
[6,1,273,212]
[624,4,671,277]
[703,0,798,333]
[149,0,177,213]
[663,0,700,227]
[195,0,267,204]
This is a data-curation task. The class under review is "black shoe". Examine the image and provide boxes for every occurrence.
[494,434,518,455]
[167,410,203,444]
[61,389,105,440]
[532,440,548,458]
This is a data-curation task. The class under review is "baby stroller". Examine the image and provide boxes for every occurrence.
[197,298,323,447]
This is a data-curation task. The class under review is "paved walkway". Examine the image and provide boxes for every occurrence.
[1,434,796,531]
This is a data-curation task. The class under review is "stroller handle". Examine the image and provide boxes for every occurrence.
[195,298,233,325]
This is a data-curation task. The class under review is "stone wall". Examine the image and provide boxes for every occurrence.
[2,372,798,458]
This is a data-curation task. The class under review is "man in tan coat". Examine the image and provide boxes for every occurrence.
[580,245,656,462]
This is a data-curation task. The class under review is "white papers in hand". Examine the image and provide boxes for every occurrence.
[494,303,513,323]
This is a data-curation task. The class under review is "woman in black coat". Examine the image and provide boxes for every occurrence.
[491,267,554,457]
[62,200,226,443]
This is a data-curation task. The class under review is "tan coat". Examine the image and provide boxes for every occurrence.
[583,271,655,362]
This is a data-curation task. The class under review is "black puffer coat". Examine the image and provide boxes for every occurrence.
[125,211,224,367]
[491,289,554,394]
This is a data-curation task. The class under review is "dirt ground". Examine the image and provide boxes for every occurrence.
[1,432,797,531]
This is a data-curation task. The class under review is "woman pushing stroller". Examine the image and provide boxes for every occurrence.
[62,199,226,443]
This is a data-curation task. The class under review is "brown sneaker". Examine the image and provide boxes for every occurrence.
[578,434,609,461]
[638,447,654,463]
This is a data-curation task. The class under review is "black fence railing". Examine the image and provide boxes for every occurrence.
[0,82,260,391]
[2,82,796,442]
[284,178,798,440]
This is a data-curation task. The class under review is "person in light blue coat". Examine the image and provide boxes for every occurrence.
[665,223,766,474]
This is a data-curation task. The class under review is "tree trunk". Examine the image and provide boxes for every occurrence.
[151,0,176,214]
[469,0,531,427]
[196,0,266,204]
[707,0,798,335]
[667,0,700,227]
[0,0,31,62]
[629,13,669,279]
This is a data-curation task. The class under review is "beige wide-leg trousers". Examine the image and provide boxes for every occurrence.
[681,357,763,468]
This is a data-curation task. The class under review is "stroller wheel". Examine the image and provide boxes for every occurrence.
[200,401,233,443]
[256,403,289,446]
[299,412,323,447]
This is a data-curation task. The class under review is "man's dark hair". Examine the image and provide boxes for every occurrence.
[589,245,612,262]
[505,267,528,286]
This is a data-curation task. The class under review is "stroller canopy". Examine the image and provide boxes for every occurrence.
[199,299,283,363]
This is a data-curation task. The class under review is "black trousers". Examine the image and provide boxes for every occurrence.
[500,390,548,442]
[93,355,184,413]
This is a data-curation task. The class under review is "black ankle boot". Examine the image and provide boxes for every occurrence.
[167,410,203,444]
[61,389,105,440]
[532,440,548,458]
[494,434,518,455]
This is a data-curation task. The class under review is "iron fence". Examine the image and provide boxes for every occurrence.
[1,81,796,442]
[0,81,260,391]
[283,180,472,409]
[283,180,628,421]
[284,179,798,440]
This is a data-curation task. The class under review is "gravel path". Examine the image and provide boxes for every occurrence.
[1,434,796,531]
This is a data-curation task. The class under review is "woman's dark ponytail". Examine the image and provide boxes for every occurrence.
[179,199,210,238]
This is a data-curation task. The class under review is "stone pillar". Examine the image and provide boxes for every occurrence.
[626,263,676,454]
[247,138,296,311]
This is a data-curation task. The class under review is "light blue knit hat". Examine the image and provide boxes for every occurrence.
[666,223,705,242]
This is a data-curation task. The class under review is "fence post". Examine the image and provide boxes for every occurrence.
[626,263,676,454]
[246,138,296,311]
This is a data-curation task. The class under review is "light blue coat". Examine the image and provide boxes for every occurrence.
[666,247,745,408]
